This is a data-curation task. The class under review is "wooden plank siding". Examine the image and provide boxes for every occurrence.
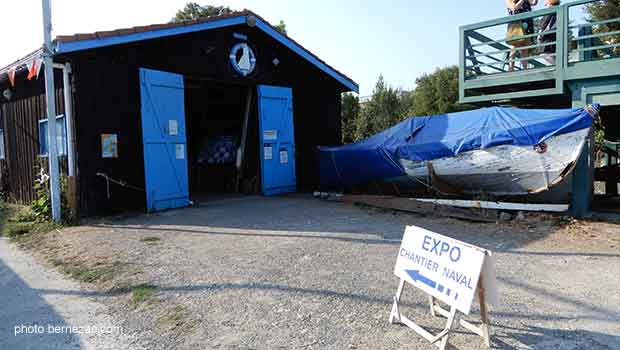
[60,23,345,216]
[0,87,66,204]
[1,22,349,216]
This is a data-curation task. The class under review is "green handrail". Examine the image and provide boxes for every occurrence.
[569,17,620,29]
[575,43,620,53]
[573,30,620,42]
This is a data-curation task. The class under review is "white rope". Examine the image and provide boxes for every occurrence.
[96,172,144,199]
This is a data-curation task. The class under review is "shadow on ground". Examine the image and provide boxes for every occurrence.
[92,195,620,257]
[52,195,620,349]
[492,325,619,349]
[0,252,83,349]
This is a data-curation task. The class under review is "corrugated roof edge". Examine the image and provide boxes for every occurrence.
[1,11,358,93]
[0,48,43,78]
[53,10,358,92]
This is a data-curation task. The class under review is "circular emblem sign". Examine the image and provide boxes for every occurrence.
[229,43,256,77]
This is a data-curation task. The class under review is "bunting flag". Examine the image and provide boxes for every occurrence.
[27,59,43,80]
[8,67,16,87]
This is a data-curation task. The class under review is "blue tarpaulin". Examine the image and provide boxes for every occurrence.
[319,105,597,189]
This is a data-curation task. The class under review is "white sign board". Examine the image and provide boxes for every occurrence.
[394,226,486,314]
[263,130,278,141]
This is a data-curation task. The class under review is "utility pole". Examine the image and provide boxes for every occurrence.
[42,0,61,222]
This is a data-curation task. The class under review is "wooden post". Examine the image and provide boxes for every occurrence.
[62,63,75,177]
[429,296,437,317]
[389,279,462,350]
[389,279,405,324]
[67,175,78,220]
[236,86,253,192]
[392,279,492,349]
[477,277,491,348]
[438,307,457,350]
[571,129,594,217]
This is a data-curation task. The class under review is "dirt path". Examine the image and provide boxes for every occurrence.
[0,236,143,350]
[13,195,620,349]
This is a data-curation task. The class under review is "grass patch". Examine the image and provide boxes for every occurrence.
[132,284,156,303]
[139,236,161,244]
[157,305,196,333]
[54,260,126,283]
[0,202,64,239]
[5,222,32,237]
[0,203,23,236]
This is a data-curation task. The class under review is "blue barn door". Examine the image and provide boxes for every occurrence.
[140,68,190,212]
[257,85,296,196]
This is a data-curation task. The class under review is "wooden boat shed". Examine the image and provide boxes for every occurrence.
[0,11,358,216]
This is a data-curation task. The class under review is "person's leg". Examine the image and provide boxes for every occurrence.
[509,49,517,71]
[544,44,557,65]
[520,49,529,69]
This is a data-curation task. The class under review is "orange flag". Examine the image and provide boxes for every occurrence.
[8,67,16,87]
[27,59,43,80]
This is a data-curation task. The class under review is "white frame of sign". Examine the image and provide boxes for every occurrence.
[388,226,496,350]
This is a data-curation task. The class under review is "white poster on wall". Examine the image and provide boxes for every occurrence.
[280,150,288,164]
[264,146,273,160]
[169,120,178,136]
[175,144,185,159]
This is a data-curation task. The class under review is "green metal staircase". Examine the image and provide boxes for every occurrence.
[458,0,620,217]
[459,0,620,105]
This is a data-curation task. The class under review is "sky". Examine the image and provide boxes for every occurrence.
[0,0,577,96]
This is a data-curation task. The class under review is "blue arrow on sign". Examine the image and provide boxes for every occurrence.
[405,269,437,289]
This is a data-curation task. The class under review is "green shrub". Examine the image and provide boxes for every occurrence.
[15,209,37,223]
[30,163,74,223]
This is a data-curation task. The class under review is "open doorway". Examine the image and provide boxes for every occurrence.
[593,105,620,212]
[184,79,260,202]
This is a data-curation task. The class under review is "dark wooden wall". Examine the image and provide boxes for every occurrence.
[0,72,66,204]
[59,23,348,216]
[71,59,145,214]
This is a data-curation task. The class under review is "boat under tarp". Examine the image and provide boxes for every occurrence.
[319,105,599,200]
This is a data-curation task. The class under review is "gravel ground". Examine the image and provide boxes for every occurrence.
[10,195,620,349]
[0,236,143,350]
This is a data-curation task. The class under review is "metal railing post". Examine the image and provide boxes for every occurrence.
[555,4,566,90]
[459,27,466,102]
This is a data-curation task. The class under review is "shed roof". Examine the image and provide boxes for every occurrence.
[0,11,358,92]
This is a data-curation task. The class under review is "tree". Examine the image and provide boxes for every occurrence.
[274,20,287,35]
[172,3,233,23]
[409,66,471,116]
[354,75,409,141]
[339,68,471,144]
[586,0,620,49]
[341,93,359,144]
[171,3,288,35]
[587,0,620,31]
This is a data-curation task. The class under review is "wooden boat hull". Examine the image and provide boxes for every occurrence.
[393,128,589,199]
